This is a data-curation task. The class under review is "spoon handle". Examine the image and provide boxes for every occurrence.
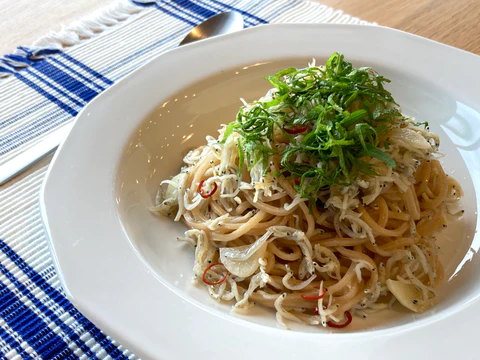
[0,125,71,185]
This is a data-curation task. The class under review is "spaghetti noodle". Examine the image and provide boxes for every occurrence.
[153,53,463,329]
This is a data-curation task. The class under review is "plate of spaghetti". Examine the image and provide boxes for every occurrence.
[42,24,480,359]
[152,52,465,329]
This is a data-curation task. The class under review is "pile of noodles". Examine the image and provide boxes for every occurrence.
[153,69,463,329]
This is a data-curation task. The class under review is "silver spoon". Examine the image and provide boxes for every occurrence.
[0,11,244,186]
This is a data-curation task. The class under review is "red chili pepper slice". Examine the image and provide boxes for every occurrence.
[202,263,228,286]
[327,311,352,328]
[294,177,301,186]
[283,124,308,135]
[198,180,218,199]
[301,288,326,301]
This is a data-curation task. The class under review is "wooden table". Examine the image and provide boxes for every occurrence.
[319,0,480,55]
[1,0,479,56]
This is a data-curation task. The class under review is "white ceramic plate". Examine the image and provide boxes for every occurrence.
[41,24,480,360]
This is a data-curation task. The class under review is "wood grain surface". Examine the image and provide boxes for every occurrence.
[0,0,479,56]
[319,0,480,55]
[0,0,113,56]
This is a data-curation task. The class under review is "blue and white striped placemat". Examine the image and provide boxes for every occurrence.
[0,1,371,358]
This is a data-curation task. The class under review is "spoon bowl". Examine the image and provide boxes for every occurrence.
[179,11,244,46]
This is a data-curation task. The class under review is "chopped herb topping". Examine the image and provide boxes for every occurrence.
[224,53,404,200]
[414,121,429,129]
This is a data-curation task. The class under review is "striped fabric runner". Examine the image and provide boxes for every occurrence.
[0,1,370,358]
